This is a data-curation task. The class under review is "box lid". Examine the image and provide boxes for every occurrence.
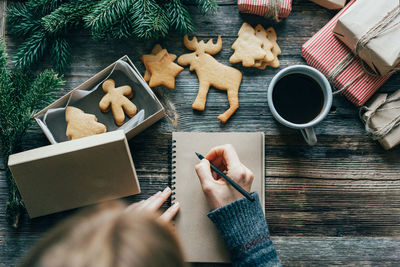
[8,130,140,218]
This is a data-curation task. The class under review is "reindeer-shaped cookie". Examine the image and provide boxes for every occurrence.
[178,35,242,123]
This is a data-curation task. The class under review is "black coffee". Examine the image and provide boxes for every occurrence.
[272,73,324,124]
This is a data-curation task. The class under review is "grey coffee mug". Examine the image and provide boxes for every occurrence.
[267,65,332,146]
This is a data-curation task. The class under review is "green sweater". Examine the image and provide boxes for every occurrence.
[208,192,281,267]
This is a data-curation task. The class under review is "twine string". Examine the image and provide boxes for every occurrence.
[326,53,366,95]
[265,0,282,22]
[360,94,400,140]
[355,5,400,75]
[327,5,400,95]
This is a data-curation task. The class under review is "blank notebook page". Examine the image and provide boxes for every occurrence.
[172,132,265,263]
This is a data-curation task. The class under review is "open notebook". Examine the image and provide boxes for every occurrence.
[171,132,265,263]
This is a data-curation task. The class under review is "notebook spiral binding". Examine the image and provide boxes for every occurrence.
[170,139,177,205]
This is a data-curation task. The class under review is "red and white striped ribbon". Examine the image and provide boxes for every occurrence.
[301,0,392,106]
[238,0,292,19]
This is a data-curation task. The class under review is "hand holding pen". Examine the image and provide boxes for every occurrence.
[195,144,255,210]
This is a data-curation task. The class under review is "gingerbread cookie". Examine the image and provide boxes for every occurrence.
[65,106,107,140]
[266,27,281,68]
[140,44,177,82]
[229,22,267,67]
[229,23,281,69]
[99,79,137,126]
[147,53,184,90]
[178,35,242,123]
[255,24,275,63]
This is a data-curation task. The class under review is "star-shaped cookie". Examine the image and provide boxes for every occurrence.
[147,53,184,90]
[65,106,107,140]
[99,79,138,126]
[140,44,177,82]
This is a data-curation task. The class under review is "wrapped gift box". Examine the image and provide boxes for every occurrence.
[8,130,140,218]
[310,0,346,10]
[301,0,393,106]
[8,56,166,218]
[238,0,292,20]
[333,0,400,76]
[360,90,400,150]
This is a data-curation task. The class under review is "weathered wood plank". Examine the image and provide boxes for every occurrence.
[2,131,399,238]
[4,33,400,136]
[2,233,400,267]
[0,0,5,38]
[2,0,400,266]
[273,237,400,267]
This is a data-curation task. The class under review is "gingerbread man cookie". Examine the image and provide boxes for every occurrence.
[65,106,107,140]
[99,79,137,126]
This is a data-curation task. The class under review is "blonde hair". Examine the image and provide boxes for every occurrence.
[18,201,186,267]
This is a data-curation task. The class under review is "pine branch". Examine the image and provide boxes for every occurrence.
[0,38,64,227]
[7,0,219,73]
[6,2,42,38]
[27,0,66,15]
[166,0,194,34]
[13,29,47,70]
[194,0,218,14]
[42,0,98,35]
[108,13,133,39]
[131,0,169,39]
[27,69,65,110]
[50,37,71,74]
[84,0,132,39]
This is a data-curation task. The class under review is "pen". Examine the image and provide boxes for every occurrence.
[195,152,255,202]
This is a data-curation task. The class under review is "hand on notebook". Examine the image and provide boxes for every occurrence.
[125,187,180,223]
[195,144,254,210]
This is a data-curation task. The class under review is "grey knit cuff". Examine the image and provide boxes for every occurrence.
[207,192,268,248]
[207,192,281,266]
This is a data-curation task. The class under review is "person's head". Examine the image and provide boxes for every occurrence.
[18,201,186,267]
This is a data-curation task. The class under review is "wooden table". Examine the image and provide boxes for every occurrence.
[1,0,400,266]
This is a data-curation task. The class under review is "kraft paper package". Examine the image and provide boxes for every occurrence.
[360,89,400,150]
[333,0,400,76]
[310,0,346,10]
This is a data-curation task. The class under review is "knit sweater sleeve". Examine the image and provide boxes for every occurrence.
[207,192,281,267]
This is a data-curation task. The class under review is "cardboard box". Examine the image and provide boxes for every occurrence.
[333,0,400,76]
[8,56,166,218]
[35,55,165,143]
[301,0,392,106]
[310,0,346,10]
[360,90,400,150]
[8,130,140,218]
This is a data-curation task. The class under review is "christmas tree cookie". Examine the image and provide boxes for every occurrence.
[65,106,107,140]
[230,23,281,69]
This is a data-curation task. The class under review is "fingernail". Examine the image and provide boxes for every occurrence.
[163,187,171,195]
[173,202,180,208]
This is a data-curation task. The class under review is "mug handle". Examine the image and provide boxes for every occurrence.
[300,127,317,146]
